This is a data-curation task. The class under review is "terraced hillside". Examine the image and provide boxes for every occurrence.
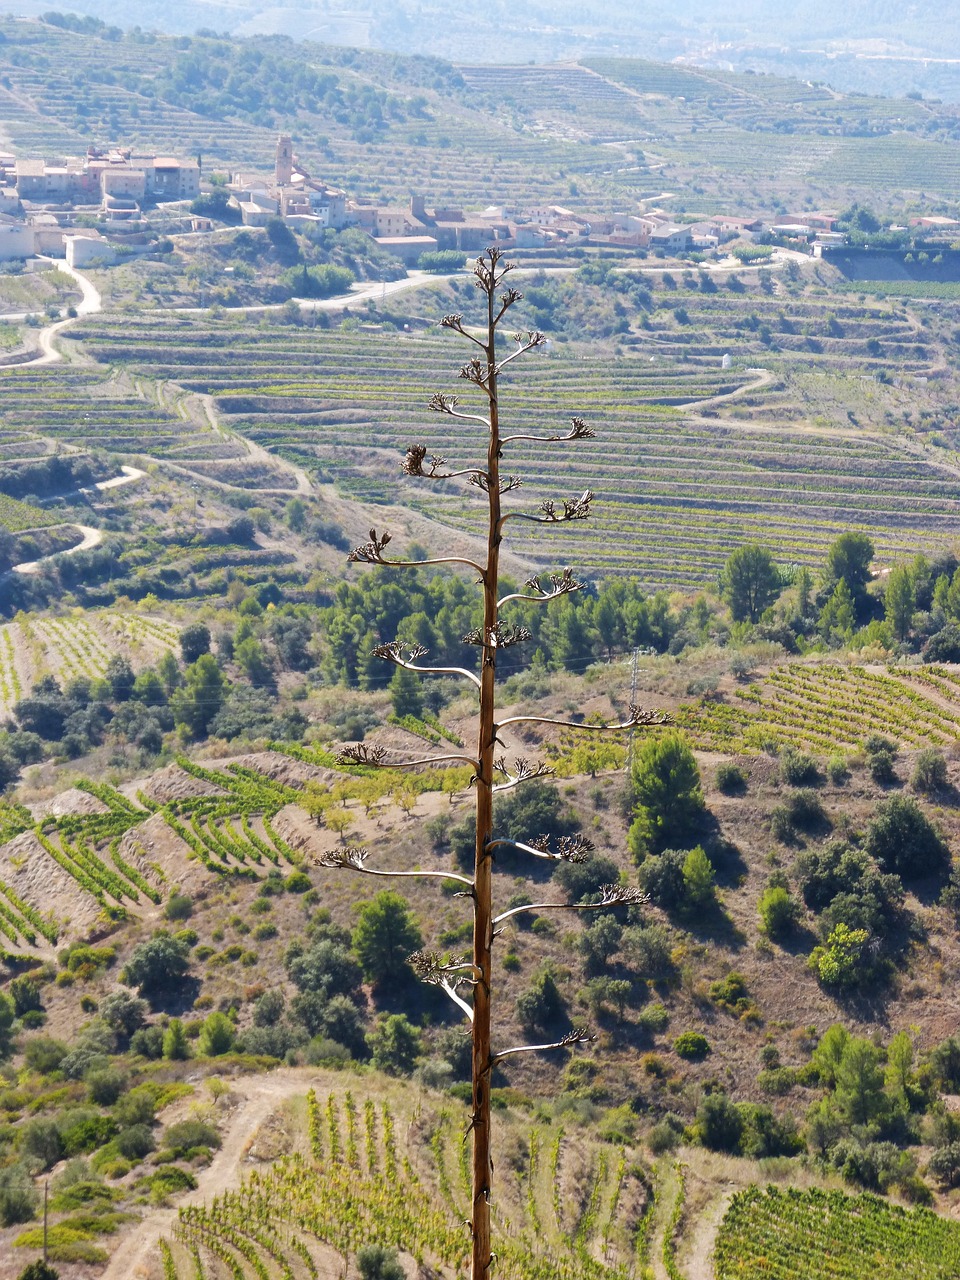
[166,1085,645,1280]
[74,315,960,588]
[1,21,959,214]
[676,662,960,755]
[0,367,250,473]
[155,1085,960,1280]
[0,745,475,959]
[715,1186,960,1280]
[0,609,180,714]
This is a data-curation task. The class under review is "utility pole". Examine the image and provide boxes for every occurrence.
[43,1177,48,1264]
[627,645,640,773]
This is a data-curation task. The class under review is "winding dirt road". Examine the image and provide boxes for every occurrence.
[101,1068,311,1280]
[33,257,102,364]
[12,523,102,574]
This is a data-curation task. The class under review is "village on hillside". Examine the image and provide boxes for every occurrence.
[0,133,955,278]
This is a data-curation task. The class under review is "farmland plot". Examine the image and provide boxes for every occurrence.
[0,609,181,714]
[676,662,960,754]
[716,1185,960,1280]
[167,1086,644,1280]
[77,317,960,587]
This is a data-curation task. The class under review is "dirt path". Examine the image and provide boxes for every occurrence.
[682,1187,733,1280]
[33,258,102,365]
[166,267,462,317]
[11,523,102,574]
[100,1067,311,1280]
[96,464,146,492]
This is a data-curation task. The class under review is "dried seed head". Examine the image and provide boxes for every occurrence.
[337,744,387,767]
[315,846,368,871]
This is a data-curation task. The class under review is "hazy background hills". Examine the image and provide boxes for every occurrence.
[2,1,960,99]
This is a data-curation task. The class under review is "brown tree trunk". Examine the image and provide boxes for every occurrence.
[471,281,501,1280]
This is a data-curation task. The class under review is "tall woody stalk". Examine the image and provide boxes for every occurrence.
[317,248,667,1280]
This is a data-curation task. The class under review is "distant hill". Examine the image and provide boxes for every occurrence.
[1,2,960,99]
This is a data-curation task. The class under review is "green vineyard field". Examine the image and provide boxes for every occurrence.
[0,609,180,716]
[167,1087,645,1280]
[74,316,960,587]
[677,662,960,754]
[715,1185,960,1279]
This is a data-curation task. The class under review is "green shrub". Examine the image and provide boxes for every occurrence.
[867,748,898,784]
[864,794,950,880]
[808,924,870,988]
[758,886,800,939]
[164,894,193,922]
[673,1031,711,1060]
[826,753,849,784]
[0,1162,39,1225]
[715,762,747,795]
[162,1119,220,1157]
[779,746,820,786]
[198,1013,235,1057]
[912,748,948,794]
[515,968,565,1034]
[696,1090,743,1151]
[682,845,716,908]
[86,1069,126,1107]
[627,732,704,858]
[357,1243,406,1280]
[114,1124,154,1161]
[284,871,312,894]
[636,1003,670,1036]
[367,1014,421,1076]
[647,1118,683,1153]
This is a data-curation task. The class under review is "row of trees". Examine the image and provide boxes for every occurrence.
[719,530,960,658]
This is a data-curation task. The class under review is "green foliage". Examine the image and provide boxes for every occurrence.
[716,1184,960,1279]
[171,654,227,739]
[715,762,746,795]
[720,543,781,622]
[516,968,565,1034]
[637,849,687,912]
[162,1018,190,1061]
[627,732,704,858]
[164,892,193,921]
[825,531,875,619]
[809,924,870,988]
[673,1031,710,1060]
[696,1091,743,1151]
[162,1119,220,1157]
[122,931,190,998]
[352,891,423,988]
[758,886,800,939]
[864,795,949,880]
[367,1014,421,1076]
[0,1162,39,1226]
[282,262,355,297]
[884,564,916,642]
[779,745,820,787]
[179,622,211,664]
[911,748,948,794]
[681,845,716,908]
[17,1263,60,1280]
[388,667,423,719]
[418,250,467,272]
[198,1012,235,1057]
